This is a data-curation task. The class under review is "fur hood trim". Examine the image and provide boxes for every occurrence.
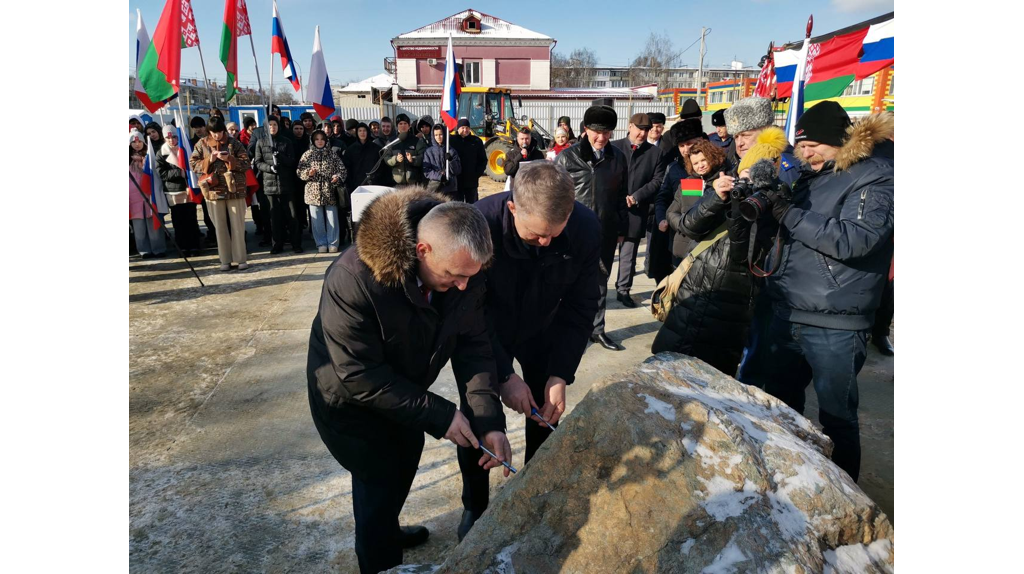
[737,126,788,174]
[834,112,894,172]
[356,187,449,287]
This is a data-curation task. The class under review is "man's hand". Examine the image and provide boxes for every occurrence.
[445,152,454,161]
[395,152,404,163]
[713,172,734,201]
[500,374,542,422]
[766,182,794,223]
[405,151,414,162]
[658,220,669,232]
[478,431,513,477]
[331,174,340,183]
[308,167,318,176]
[444,410,479,449]
[270,166,278,174]
[539,376,567,425]
[626,195,638,208]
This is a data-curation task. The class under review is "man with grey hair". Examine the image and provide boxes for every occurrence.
[307,187,512,574]
[457,161,603,541]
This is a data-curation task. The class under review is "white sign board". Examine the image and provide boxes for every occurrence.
[350,186,394,222]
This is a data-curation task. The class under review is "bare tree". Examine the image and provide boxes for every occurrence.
[628,32,683,89]
[273,85,297,105]
[551,47,597,88]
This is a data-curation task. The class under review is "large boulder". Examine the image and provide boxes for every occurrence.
[425,352,894,573]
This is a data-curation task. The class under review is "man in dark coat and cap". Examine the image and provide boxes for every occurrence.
[307,189,512,574]
[611,113,665,307]
[709,108,736,158]
[450,118,487,203]
[555,105,629,351]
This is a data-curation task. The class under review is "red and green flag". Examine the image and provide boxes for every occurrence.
[220,0,252,102]
[802,27,870,101]
[137,0,182,104]
[679,178,704,197]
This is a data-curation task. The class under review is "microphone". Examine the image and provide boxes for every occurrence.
[748,159,778,190]
[380,137,402,153]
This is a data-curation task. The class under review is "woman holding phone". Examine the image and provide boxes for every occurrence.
[190,116,251,271]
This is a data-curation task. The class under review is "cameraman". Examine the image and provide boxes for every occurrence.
[758,103,894,482]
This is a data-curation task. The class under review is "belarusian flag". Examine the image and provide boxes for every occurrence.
[220,0,253,102]
[802,26,870,101]
[679,178,704,197]
[137,0,182,104]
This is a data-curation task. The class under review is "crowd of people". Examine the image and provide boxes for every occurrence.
[130,97,893,574]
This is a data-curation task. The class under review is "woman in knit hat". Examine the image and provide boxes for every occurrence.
[156,124,203,256]
[546,127,572,159]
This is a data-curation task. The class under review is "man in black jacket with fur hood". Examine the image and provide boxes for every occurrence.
[758,103,895,483]
[307,188,512,574]
[555,105,629,351]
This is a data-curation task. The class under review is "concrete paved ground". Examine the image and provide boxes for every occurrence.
[129,207,893,572]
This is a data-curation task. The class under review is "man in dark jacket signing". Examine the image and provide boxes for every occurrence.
[556,105,629,350]
[611,113,665,307]
[457,161,602,541]
[307,188,512,574]
[757,103,895,483]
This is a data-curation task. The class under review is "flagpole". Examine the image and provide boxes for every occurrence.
[269,47,275,113]
[247,33,265,107]
[196,43,217,108]
[128,172,205,287]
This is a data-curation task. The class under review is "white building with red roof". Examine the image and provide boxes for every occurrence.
[389,9,555,92]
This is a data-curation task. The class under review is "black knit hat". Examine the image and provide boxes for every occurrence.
[679,99,702,119]
[299,112,314,121]
[647,112,666,125]
[457,118,470,128]
[558,115,571,125]
[584,105,617,131]
[395,113,410,124]
[711,109,726,127]
[669,118,705,144]
[345,118,359,131]
[189,116,206,128]
[795,101,851,147]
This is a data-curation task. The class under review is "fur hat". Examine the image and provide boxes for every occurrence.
[711,109,726,127]
[737,126,789,174]
[647,112,666,125]
[584,105,617,131]
[725,97,774,135]
[795,101,851,147]
[679,99,702,119]
[669,118,706,144]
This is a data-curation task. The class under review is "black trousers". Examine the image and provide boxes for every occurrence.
[255,188,272,240]
[267,194,301,249]
[458,339,556,516]
[873,279,894,340]
[461,182,479,204]
[310,392,424,574]
[594,235,617,336]
[169,203,202,251]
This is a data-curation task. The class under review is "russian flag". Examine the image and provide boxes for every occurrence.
[142,137,170,230]
[306,26,335,119]
[440,35,461,131]
[856,18,894,80]
[272,1,300,91]
[784,34,812,144]
[173,111,202,204]
[772,47,802,100]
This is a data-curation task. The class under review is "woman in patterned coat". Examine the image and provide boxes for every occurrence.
[298,129,347,253]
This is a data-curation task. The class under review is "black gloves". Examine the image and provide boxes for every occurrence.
[766,182,793,222]
[445,152,453,161]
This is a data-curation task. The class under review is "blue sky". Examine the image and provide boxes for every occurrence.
[129,0,893,89]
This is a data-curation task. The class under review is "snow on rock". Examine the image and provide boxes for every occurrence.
[427,353,893,574]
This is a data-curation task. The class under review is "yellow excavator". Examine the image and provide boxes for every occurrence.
[457,87,552,182]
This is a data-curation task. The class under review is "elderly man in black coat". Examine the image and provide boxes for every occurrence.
[307,188,512,574]
[556,105,629,351]
[458,161,602,540]
[610,113,665,307]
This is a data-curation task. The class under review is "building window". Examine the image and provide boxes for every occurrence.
[463,61,481,85]
[598,70,610,77]
[842,76,875,97]
[611,80,626,88]
[711,92,723,104]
